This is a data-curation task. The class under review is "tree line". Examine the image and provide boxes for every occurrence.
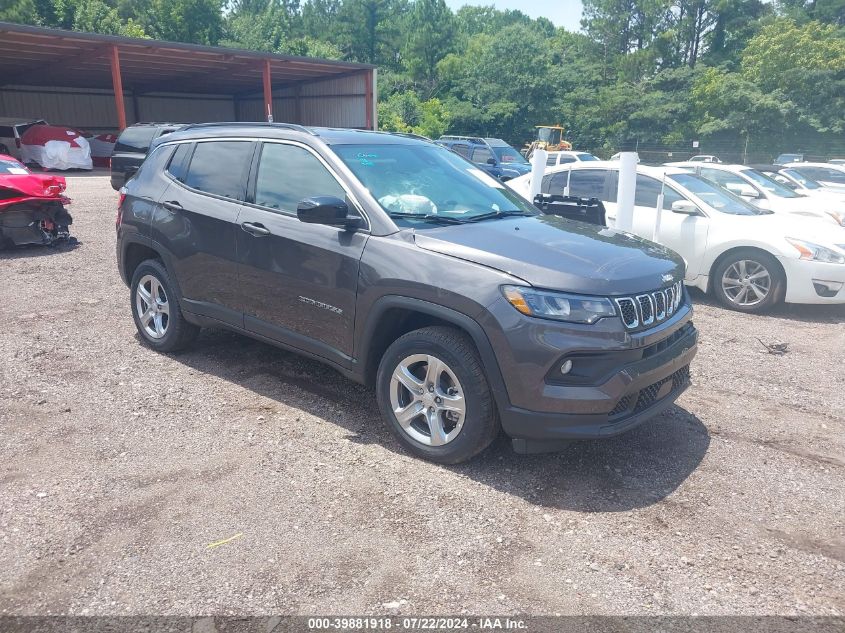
[2,0,844,160]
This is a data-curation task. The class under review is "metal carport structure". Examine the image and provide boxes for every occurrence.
[0,22,377,132]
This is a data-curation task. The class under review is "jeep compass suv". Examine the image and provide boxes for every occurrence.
[116,123,697,464]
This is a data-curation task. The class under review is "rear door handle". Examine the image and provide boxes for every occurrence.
[162,200,183,212]
[241,222,271,237]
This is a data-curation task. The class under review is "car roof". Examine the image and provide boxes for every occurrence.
[529,160,688,178]
[785,161,845,169]
[158,123,433,147]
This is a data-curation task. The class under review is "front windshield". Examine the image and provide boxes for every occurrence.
[781,168,821,189]
[493,146,528,164]
[741,169,800,198]
[668,173,765,216]
[577,153,599,161]
[332,143,538,225]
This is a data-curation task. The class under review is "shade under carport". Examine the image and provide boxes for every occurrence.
[0,22,376,132]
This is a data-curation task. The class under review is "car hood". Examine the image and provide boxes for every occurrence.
[413,215,685,295]
[741,212,845,243]
[499,162,531,175]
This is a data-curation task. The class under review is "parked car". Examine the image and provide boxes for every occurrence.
[829,159,845,166]
[436,136,531,181]
[0,153,73,247]
[508,161,845,312]
[20,124,93,171]
[110,122,183,191]
[751,164,845,212]
[687,155,721,163]
[0,118,47,159]
[774,153,804,166]
[117,123,698,463]
[667,162,844,227]
[545,150,600,167]
[783,162,845,192]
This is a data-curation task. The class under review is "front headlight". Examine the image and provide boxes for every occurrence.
[501,285,616,324]
[785,237,845,264]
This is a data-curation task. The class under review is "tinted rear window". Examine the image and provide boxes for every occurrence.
[115,127,158,154]
[166,143,193,182]
[568,169,607,198]
[183,141,253,200]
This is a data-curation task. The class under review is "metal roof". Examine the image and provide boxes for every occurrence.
[0,22,374,95]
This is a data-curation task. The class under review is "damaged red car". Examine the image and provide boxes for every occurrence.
[0,154,74,248]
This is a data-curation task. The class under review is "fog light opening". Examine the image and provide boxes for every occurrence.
[813,279,843,298]
[560,360,573,375]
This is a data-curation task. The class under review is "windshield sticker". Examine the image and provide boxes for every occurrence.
[8,167,28,174]
[356,152,377,167]
[466,167,505,188]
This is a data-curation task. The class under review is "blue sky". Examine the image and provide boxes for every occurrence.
[444,0,584,31]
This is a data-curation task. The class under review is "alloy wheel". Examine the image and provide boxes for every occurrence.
[389,353,466,446]
[135,274,170,339]
[721,259,771,307]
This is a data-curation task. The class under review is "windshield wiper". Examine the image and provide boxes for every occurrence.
[387,212,466,225]
[464,210,534,223]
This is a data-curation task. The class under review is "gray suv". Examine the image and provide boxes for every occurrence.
[116,123,697,463]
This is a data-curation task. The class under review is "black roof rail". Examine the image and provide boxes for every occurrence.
[180,121,318,135]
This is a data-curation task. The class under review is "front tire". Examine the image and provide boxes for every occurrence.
[130,259,199,352]
[376,326,499,464]
[712,249,784,313]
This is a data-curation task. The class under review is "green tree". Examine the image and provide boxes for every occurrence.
[403,0,455,86]
[0,0,39,23]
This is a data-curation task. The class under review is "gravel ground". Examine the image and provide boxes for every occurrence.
[1,174,843,617]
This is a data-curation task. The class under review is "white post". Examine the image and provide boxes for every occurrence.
[653,171,665,242]
[564,169,571,197]
[615,151,637,230]
[528,149,548,203]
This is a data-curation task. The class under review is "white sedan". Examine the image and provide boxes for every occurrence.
[666,162,844,227]
[783,162,845,192]
[508,162,845,312]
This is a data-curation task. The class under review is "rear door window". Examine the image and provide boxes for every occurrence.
[166,143,193,182]
[568,169,607,198]
[115,127,158,153]
[471,146,494,164]
[450,143,471,158]
[254,142,345,214]
[183,140,254,200]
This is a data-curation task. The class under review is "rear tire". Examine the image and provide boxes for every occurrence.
[376,326,499,464]
[711,249,784,313]
[130,259,199,352]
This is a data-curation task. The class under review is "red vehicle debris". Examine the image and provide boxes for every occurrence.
[0,154,74,248]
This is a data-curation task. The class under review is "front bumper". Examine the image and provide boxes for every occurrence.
[480,298,698,451]
[778,256,845,304]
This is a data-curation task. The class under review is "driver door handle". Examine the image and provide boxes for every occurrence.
[162,200,183,212]
[241,222,271,237]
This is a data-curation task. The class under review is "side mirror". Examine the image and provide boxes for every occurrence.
[736,184,761,199]
[297,196,361,229]
[671,200,701,215]
[487,157,497,165]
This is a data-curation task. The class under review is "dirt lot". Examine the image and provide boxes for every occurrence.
[1,174,843,617]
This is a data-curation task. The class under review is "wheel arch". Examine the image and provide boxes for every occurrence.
[356,296,509,409]
[121,240,162,286]
[708,245,787,297]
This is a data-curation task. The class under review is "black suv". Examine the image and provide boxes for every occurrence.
[116,123,697,463]
[111,122,183,191]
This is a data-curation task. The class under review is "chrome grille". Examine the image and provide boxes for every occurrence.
[614,281,684,331]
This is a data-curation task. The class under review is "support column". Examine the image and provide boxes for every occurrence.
[109,45,127,131]
[364,69,373,130]
[262,59,273,122]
